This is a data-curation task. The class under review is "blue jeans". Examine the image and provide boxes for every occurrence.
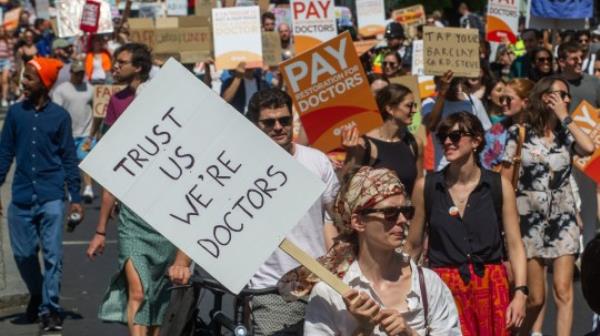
[7,198,65,316]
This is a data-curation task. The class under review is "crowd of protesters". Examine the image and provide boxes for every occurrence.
[0,1,599,336]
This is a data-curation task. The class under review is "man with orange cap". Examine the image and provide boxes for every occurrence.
[0,56,83,332]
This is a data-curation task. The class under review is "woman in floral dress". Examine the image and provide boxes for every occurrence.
[501,76,595,335]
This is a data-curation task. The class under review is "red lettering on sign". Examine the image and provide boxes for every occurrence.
[293,2,305,20]
[317,0,331,18]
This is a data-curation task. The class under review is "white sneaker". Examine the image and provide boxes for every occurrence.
[82,185,94,203]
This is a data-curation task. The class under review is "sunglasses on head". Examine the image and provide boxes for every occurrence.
[547,90,571,101]
[436,130,472,144]
[499,95,513,105]
[536,56,551,63]
[258,116,292,128]
[360,205,415,221]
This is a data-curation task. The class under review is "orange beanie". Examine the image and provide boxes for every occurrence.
[27,57,64,89]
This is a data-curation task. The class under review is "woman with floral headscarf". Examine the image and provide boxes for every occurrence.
[283,167,461,335]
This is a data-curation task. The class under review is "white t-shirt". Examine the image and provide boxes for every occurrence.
[91,55,106,81]
[51,81,93,138]
[421,94,492,171]
[248,144,339,289]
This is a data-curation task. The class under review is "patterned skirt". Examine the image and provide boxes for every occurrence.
[433,264,510,336]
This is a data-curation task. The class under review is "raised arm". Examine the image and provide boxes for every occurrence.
[405,177,426,260]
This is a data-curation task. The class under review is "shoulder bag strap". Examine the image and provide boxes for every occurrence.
[511,125,526,189]
[417,266,430,335]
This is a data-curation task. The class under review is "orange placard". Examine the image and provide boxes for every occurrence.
[392,5,425,29]
[280,31,382,153]
[572,100,600,183]
[353,40,378,57]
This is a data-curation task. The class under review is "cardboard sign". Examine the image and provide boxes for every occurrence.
[393,4,425,29]
[55,0,113,38]
[353,40,378,57]
[80,59,326,294]
[195,0,214,16]
[167,0,188,16]
[3,7,21,31]
[259,0,270,14]
[572,101,600,184]
[262,32,282,67]
[423,26,480,78]
[486,0,519,44]
[129,29,156,49]
[93,85,126,118]
[154,27,212,54]
[290,0,337,54]
[128,18,155,29]
[213,6,263,70]
[356,0,385,37]
[280,32,382,153]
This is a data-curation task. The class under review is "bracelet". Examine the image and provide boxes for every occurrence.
[95,231,106,236]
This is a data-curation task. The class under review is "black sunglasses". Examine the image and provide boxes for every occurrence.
[360,206,415,221]
[499,95,513,105]
[258,116,292,128]
[547,90,571,101]
[436,130,472,144]
[382,61,398,67]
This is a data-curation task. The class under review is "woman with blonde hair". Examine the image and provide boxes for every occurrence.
[481,78,534,170]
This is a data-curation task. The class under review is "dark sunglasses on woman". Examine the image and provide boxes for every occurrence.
[436,130,473,144]
[360,205,415,221]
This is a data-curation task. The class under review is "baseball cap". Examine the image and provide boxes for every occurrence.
[71,60,85,73]
[52,38,71,50]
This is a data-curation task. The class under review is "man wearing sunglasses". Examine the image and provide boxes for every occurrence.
[557,41,600,113]
[168,88,340,335]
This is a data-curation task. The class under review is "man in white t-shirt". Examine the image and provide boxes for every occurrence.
[51,60,95,202]
[421,71,491,171]
[168,89,339,335]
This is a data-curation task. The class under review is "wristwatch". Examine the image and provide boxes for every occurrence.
[561,116,573,128]
[513,285,529,296]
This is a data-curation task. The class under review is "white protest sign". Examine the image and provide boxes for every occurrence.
[290,0,337,54]
[411,39,424,76]
[167,0,188,16]
[212,6,263,70]
[80,59,325,294]
[356,0,385,37]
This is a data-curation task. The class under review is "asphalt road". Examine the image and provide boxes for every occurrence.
[0,189,596,336]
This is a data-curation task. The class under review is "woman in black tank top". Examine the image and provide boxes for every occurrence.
[342,83,422,194]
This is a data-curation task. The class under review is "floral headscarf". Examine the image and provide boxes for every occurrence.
[278,166,407,301]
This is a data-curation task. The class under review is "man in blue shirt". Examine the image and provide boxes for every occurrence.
[0,56,83,332]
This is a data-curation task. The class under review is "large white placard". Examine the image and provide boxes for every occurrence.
[80,59,325,294]
[290,0,337,54]
[356,0,385,37]
[212,6,263,70]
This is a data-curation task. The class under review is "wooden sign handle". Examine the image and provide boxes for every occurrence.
[279,238,351,296]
